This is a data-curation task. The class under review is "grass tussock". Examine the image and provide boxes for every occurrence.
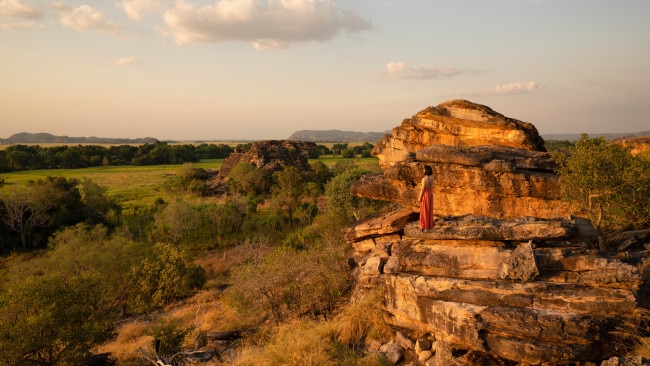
[335,289,393,348]
[610,308,650,357]
[234,320,391,366]
[95,320,153,364]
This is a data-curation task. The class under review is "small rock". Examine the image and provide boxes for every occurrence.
[383,256,400,274]
[362,256,383,275]
[419,350,433,363]
[379,341,404,364]
[395,331,414,349]
[368,339,382,351]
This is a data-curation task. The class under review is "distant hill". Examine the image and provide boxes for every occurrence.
[542,131,650,141]
[0,132,158,144]
[288,129,389,142]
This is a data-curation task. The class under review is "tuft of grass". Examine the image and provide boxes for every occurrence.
[610,308,650,357]
[334,289,393,348]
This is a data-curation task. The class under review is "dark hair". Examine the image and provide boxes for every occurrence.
[424,165,433,176]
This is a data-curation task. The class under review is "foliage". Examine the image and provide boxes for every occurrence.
[228,161,270,196]
[0,176,106,250]
[131,242,206,311]
[0,224,146,365]
[325,167,386,222]
[152,199,201,244]
[229,244,350,322]
[272,166,306,229]
[555,135,650,241]
[544,139,575,154]
[147,318,193,357]
[0,142,233,172]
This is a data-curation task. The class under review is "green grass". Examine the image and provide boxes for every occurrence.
[0,157,380,210]
[0,160,223,209]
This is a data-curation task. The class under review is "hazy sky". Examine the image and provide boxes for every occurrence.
[1,0,648,141]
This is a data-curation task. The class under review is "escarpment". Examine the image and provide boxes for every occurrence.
[346,100,649,365]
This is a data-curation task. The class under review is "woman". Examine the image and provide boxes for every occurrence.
[418,165,434,230]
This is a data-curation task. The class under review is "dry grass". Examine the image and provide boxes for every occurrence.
[610,308,650,357]
[95,320,153,365]
[335,289,393,348]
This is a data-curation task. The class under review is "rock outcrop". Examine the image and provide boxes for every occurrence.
[611,135,650,157]
[346,100,649,365]
[218,140,316,179]
[209,140,316,193]
[372,100,546,169]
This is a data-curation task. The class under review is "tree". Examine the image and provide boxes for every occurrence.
[0,224,145,365]
[131,242,206,310]
[79,178,120,225]
[152,199,201,244]
[272,166,305,229]
[555,134,650,247]
[325,167,386,223]
[0,186,52,249]
[227,161,269,196]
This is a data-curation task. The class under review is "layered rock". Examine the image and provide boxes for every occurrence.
[346,100,648,365]
[372,100,546,169]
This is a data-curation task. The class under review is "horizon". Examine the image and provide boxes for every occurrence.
[3,129,650,143]
[1,1,648,141]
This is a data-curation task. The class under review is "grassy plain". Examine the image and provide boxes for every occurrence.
[0,157,380,209]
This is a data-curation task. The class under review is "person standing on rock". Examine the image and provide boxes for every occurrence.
[418,165,434,231]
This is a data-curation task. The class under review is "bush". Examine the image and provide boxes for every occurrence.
[555,135,650,244]
[131,242,206,310]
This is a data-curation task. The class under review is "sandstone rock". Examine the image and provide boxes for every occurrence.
[496,241,539,282]
[379,341,404,364]
[395,331,414,350]
[362,256,383,276]
[383,256,400,274]
[403,215,587,241]
[372,100,546,169]
[418,350,433,363]
[601,356,649,366]
[344,209,417,242]
[345,101,647,365]
[350,159,570,220]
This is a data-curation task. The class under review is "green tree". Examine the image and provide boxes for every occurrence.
[79,178,120,225]
[272,166,305,229]
[131,242,206,310]
[555,134,650,247]
[325,167,386,223]
[152,199,201,244]
[228,161,269,196]
[0,224,145,365]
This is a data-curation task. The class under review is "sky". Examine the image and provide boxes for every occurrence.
[1,0,649,141]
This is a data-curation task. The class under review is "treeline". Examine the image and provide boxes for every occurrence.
[0,141,376,172]
[0,141,235,172]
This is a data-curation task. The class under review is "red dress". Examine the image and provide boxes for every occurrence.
[419,176,434,229]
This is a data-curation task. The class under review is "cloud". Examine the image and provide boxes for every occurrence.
[490,81,544,95]
[118,0,163,20]
[0,0,43,19]
[385,61,463,79]
[163,0,372,49]
[54,2,119,34]
[115,56,139,66]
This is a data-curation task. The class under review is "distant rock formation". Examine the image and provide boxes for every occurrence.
[345,100,649,365]
[0,132,158,144]
[288,129,388,142]
[217,140,316,179]
[208,140,317,193]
